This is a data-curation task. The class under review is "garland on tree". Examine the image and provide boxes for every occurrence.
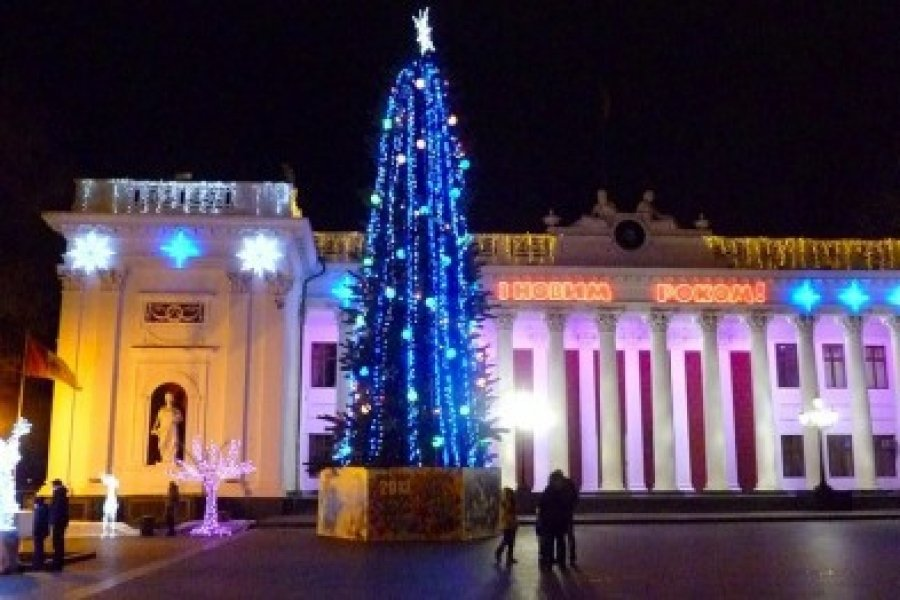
[322,9,500,469]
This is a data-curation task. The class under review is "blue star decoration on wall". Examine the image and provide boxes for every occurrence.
[161,230,201,269]
[837,280,870,313]
[789,280,822,314]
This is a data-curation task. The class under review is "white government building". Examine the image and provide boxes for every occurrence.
[42,178,900,507]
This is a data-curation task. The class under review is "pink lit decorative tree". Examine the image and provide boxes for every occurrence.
[169,437,255,537]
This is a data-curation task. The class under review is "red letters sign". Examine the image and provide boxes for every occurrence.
[496,279,614,303]
[654,281,767,304]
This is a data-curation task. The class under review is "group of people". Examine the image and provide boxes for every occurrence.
[537,470,578,569]
[494,469,579,570]
[32,479,69,571]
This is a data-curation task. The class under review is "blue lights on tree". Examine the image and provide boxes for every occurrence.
[323,11,499,468]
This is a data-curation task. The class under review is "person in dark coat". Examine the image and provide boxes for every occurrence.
[49,479,69,571]
[32,497,49,570]
[165,481,179,537]
[537,470,569,569]
[561,475,579,566]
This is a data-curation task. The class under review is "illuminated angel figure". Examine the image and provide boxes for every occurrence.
[169,437,255,537]
[100,473,119,537]
[0,419,31,532]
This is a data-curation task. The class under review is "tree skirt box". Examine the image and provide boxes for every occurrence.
[317,467,500,541]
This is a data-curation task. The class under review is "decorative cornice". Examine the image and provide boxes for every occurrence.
[57,267,86,291]
[495,311,515,332]
[647,310,670,333]
[841,314,864,336]
[226,272,252,294]
[98,268,126,292]
[698,311,719,334]
[594,309,620,333]
[545,310,567,333]
[747,310,771,333]
[791,314,816,335]
[265,272,295,309]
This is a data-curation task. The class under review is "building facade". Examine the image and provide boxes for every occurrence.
[44,180,900,500]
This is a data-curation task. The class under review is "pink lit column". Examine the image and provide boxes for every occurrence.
[699,311,727,490]
[889,317,900,475]
[495,311,516,489]
[842,315,876,489]
[794,315,821,490]
[546,310,569,477]
[648,310,676,491]
[596,309,623,491]
[748,311,778,490]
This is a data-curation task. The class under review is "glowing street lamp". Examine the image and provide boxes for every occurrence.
[495,392,555,490]
[495,391,555,434]
[799,398,839,494]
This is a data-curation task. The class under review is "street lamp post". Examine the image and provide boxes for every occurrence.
[799,398,839,495]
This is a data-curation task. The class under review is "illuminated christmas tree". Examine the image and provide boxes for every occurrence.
[326,9,498,468]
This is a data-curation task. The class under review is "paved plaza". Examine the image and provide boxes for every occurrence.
[1,519,899,598]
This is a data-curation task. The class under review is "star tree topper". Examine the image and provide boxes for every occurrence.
[413,8,435,55]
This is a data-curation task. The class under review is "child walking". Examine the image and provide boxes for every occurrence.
[495,487,518,566]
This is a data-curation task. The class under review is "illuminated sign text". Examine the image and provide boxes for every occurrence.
[654,281,767,305]
[496,280,614,303]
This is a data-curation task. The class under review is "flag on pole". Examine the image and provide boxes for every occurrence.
[23,334,81,390]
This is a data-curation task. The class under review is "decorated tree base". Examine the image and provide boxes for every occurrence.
[317,467,500,541]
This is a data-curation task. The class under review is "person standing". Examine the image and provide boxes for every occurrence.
[165,481,180,536]
[561,474,579,566]
[49,479,70,571]
[537,470,568,569]
[494,487,518,566]
[31,497,49,570]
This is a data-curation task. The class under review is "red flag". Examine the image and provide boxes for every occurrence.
[23,334,81,390]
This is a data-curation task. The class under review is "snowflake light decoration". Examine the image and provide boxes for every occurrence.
[236,233,282,277]
[0,419,31,532]
[68,230,114,273]
[169,437,255,537]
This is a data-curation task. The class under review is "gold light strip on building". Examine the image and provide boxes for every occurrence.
[313,232,557,265]
[703,236,900,270]
[314,232,900,270]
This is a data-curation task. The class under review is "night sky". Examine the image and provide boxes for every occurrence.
[0,2,899,487]
[2,2,900,239]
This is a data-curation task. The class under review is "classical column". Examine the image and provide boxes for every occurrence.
[495,311,516,489]
[748,311,778,490]
[648,310,676,490]
[842,315,876,489]
[546,310,569,477]
[794,315,821,490]
[97,269,127,475]
[334,309,352,413]
[699,311,727,491]
[889,317,900,478]
[595,309,623,491]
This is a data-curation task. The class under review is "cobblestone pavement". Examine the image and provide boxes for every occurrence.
[2,520,900,599]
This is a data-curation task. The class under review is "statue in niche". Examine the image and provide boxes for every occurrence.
[148,386,186,465]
